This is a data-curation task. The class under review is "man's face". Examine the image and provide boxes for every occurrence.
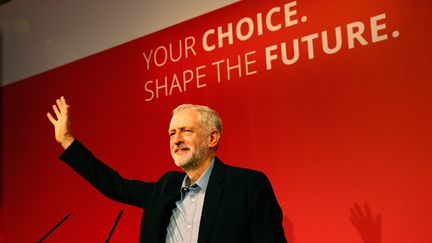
[169,109,209,170]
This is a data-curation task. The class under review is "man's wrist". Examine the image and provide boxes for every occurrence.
[60,136,75,150]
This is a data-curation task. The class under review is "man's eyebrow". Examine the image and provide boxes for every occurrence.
[168,126,187,133]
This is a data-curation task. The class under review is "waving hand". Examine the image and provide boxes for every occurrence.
[47,96,75,149]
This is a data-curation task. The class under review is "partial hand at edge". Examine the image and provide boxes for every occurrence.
[47,96,75,149]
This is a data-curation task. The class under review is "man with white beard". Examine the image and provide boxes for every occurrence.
[47,96,287,243]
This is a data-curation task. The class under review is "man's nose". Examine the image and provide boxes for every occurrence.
[172,132,184,144]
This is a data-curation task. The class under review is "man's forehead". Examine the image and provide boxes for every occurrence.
[169,109,200,129]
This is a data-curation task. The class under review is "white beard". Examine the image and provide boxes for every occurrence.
[173,143,207,171]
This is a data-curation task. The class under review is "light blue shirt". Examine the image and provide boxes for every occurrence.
[166,159,215,243]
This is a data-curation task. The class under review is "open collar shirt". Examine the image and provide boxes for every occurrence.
[166,158,215,243]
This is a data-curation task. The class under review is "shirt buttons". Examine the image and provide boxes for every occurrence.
[187,224,192,229]
[191,198,196,202]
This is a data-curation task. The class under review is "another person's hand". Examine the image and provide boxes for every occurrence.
[47,96,75,149]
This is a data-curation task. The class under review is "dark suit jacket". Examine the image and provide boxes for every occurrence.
[60,140,287,243]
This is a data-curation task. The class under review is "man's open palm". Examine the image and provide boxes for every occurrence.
[47,96,74,149]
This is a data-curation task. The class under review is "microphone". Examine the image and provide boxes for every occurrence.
[37,213,71,242]
[105,210,124,243]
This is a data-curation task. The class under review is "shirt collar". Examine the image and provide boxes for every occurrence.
[180,158,215,199]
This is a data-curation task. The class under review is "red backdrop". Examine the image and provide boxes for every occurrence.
[2,0,431,242]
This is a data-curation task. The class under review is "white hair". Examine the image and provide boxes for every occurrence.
[172,104,223,135]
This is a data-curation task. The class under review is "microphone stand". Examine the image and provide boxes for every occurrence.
[37,213,71,242]
[105,210,124,243]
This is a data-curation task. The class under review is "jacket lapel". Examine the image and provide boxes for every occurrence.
[197,158,225,243]
[154,173,184,243]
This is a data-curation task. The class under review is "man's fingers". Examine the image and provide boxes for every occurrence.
[56,98,63,112]
[47,112,56,125]
[49,96,70,121]
[58,96,69,114]
[53,104,61,118]
[61,96,67,106]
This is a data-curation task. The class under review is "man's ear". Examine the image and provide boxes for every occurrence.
[208,130,220,149]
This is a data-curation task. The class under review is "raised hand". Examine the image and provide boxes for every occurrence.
[47,96,75,149]
[350,203,382,243]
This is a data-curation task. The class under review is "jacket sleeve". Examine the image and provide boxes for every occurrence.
[59,139,155,208]
[248,172,287,243]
